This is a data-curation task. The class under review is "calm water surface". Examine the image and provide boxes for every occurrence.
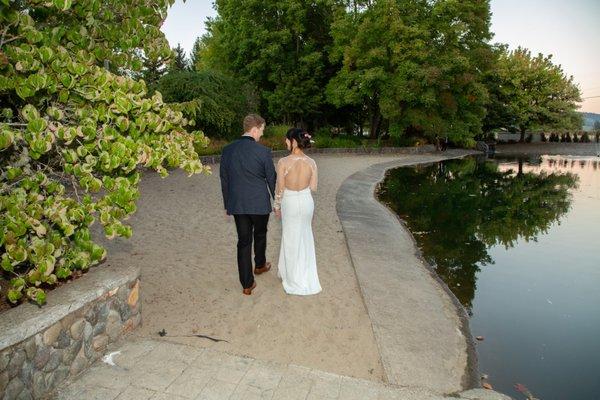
[379,155,600,400]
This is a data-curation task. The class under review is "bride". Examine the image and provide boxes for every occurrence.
[273,128,322,295]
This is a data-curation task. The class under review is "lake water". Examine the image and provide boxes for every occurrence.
[378,155,600,400]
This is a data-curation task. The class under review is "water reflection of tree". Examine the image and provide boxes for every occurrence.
[379,157,578,312]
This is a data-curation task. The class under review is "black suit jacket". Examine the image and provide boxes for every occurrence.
[219,136,276,215]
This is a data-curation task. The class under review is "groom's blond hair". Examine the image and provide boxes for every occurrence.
[243,114,265,133]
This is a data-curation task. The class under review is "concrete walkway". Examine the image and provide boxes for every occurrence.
[54,337,509,400]
[336,151,479,393]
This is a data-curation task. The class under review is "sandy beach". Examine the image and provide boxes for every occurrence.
[93,153,424,382]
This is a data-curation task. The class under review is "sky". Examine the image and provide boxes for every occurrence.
[161,0,600,113]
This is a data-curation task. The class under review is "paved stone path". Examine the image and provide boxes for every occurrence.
[54,337,509,400]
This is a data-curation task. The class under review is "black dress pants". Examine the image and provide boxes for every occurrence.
[233,214,269,289]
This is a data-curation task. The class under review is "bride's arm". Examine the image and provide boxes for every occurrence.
[273,158,286,212]
[309,159,318,192]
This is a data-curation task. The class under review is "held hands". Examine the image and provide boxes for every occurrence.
[274,208,281,219]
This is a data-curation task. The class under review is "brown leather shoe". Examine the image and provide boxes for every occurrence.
[254,262,272,275]
[242,281,257,295]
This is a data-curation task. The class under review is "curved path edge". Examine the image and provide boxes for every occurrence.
[336,150,483,395]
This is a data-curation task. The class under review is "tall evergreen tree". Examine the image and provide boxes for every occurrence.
[170,43,188,72]
[190,37,203,71]
[139,55,168,89]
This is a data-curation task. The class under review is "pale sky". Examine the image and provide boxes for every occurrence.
[161,0,600,113]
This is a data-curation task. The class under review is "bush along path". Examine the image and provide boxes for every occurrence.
[0,0,209,306]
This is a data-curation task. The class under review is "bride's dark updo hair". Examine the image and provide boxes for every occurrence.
[286,128,312,149]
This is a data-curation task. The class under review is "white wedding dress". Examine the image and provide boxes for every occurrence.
[274,155,322,295]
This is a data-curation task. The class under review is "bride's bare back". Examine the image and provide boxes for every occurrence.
[273,155,318,210]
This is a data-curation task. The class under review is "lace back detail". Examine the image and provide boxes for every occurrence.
[274,155,318,211]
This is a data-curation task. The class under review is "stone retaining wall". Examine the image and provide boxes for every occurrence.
[199,144,437,164]
[0,264,140,400]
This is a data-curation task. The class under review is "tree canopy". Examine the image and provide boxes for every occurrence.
[194,0,582,143]
[155,69,256,139]
[483,46,582,141]
[200,0,337,126]
[327,0,494,144]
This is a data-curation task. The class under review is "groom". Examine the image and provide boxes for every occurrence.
[220,114,277,295]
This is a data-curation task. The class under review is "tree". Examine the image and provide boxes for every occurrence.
[156,70,256,139]
[327,0,493,142]
[593,120,600,132]
[201,0,337,126]
[189,36,203,71]
[0,0,208,304]
[483,47,582,142]
[170,43,188,72]
[138,54,168,91]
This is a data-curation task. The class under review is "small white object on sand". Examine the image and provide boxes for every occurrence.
[102,351,121,367]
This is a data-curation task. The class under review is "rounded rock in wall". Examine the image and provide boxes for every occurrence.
[48,366,69,391]
[105,309,122,341]
[128,281,139,308]
[117,285,129,302]
[69,319,86,341]
[92,335,109,351]
[84,305,98,325]
[0,350,10,371]
[8,350,26,379]
[97,303,110,322]
[33,346,51,370]
[82,321,93,344]
[92,321,107,337]
[42,323,63,346]
[62,339,83,365]
[23,338,37,361]
[19,361,33,387]
[4,377,25,400]
[68,350,88,376]
[42,349,62,372]
[55,330,71,350]
[0,371,9,393]
[31,371,47,399]
[17,387,33,400]
[116,298,132,322]
[60,314,77,331]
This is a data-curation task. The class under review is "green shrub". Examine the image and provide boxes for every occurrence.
[313,126,332,138]
[0,0,208,305]
[315,135,362,149]
[264,124,290,139]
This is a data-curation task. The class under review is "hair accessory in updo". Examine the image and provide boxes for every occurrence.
[286,127,312,150]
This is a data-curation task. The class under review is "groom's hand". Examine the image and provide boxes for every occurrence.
[275,209,281,219]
